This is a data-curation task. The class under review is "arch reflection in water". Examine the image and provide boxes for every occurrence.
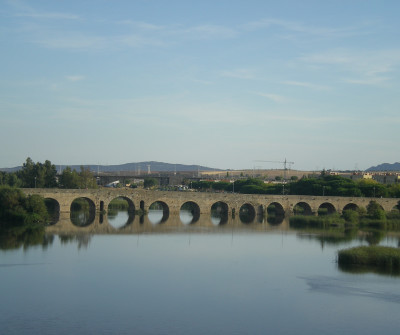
[148,201,169,224]
[44,198,60,225]
[107,197,135,229]
[239,203,256,224]
[180,201,200,225]
[267,202,285,225]
[211,201,228,225]
[70,197,96,227]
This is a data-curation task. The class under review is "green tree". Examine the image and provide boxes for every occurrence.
[59,167,80,188]
[43,160,58,187]
[78,166,98,189]
[144,177,158,189]
[0,186,48,225]
[17,158,58,188]
[367,201,386,220]
[23,194,49,224]
[19,157,36,187]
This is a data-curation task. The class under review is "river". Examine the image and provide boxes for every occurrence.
[1,209,400,335]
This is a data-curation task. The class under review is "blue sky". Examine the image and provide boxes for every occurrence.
[1,0,399,171]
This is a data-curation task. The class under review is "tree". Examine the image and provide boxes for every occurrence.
[59,167,80,188]
[78,166,97,189]
[0,186,48,225]
[43,160,58,187]
[17,158,58,188]
[367,201,386,220]
[0,172,21,187]
[144,178,158,189]
[23,194,49,224]
[19,157,36,187]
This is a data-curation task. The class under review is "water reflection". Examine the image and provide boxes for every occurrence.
[70,198,95,227]
[0,226,54,251]
[180,210,196,225]
[2,226,400,335]
[148,209,165,224]
[107,209,135,229]
[59,234,92,249]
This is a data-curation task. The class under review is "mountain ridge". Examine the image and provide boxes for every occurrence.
[365,162,400,172]
[0,161,221,173]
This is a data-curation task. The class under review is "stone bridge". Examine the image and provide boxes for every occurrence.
[23,188,400,219]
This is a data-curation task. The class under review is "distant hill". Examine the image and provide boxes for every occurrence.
[0,161,221,174]
[366,162,400,172]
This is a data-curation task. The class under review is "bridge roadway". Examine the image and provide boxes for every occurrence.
[23,188,400,218]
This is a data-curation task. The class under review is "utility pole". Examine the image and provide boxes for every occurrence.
[254,158,294,180]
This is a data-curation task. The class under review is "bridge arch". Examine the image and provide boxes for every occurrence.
[318,202,336,216]
[266,202,285,225]
[107,196,135,213]
[70,197,96,227]
[343,203,359,212]
[294,202,313,216]
[148,201,169,224]
[180,201,200,224]
[107,197,135,229]
[211,201,229,225]
[239,203,256,223]
[44,198,60,224]
[267,202,285,216]
[367,200,384,211]
[391,201,400,212]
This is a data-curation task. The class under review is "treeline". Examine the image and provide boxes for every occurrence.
[0,158,97,189]
[0,186,48,226]
[191,175,400,198]
[0,186,50,249]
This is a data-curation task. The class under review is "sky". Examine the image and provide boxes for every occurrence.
[1,0,399,171]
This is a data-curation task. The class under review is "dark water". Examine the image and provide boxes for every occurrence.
[1,210,400,335]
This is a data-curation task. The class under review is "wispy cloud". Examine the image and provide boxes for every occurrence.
[242,18,364,38]
[179,24,237,39]
[117,20,166,31]
[301,49,400,86]
[9,0,80,20]
[16,12,79,20]
[282,80,330,91]
[256,92,286,103]
[221,68,256,80]
[35,33,107,50]
[66,75,85,82]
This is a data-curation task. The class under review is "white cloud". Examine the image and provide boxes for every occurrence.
[242,18,364,38]
[34,33,107,50]
[220,68,256,80]
[9,0,80,20]
[16,12,79,20]
[256,93,286,103]
[66,75,85,82]
[301,49,400,85]
[180,24,237,39]
[282,80,330,91]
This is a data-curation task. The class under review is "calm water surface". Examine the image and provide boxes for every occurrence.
[1,210,400,335]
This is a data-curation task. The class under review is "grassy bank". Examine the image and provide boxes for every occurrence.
[289,213,345,228]
[338,246,400,274]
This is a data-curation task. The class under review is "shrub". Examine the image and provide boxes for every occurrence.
[338,246,400,273]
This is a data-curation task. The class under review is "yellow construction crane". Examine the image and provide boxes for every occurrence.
[254,158,294,180]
